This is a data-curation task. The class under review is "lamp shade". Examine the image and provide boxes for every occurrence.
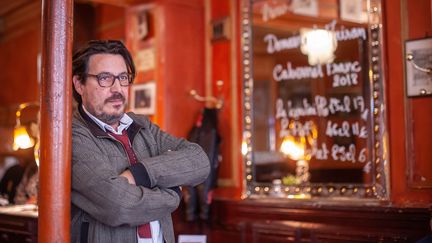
[13,125,35,150]
[12,102,39,151]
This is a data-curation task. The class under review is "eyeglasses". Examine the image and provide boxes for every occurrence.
[86,72,133,87]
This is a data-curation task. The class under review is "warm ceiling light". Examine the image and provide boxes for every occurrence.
[300,28,337,65]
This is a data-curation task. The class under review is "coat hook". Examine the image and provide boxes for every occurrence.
[406,53,432,74]
[189,80,224,109]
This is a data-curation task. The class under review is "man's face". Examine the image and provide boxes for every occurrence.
[73,54,129,126]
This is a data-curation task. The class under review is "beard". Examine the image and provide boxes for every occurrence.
[96,110,124,125]
[85,93,127,126]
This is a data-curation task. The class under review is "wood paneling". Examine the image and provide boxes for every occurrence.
[0,212,37,243]
[0,1,40,105]
[208,198,431,243]
[95,4,125,39]
[125,1,205,138]
[404,0,432,189]
[0,0,35,18]
[156,1,205,137]
[208,0,243,194]
[75,0,149,7]
[385,0,432,204]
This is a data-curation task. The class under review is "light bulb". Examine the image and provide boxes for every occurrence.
[13,126,35,150]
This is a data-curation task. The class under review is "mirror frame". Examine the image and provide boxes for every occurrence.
[241,0,390,202]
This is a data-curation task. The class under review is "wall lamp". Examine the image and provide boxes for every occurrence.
[13,102,40,151]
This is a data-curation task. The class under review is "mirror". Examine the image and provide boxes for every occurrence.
[241,0,389,201]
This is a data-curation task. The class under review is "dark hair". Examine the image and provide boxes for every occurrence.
[72,40,136,104]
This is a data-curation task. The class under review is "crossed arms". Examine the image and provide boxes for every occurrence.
[71,116,210,227]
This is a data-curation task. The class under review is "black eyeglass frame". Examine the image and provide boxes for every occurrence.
[85,72,134,87]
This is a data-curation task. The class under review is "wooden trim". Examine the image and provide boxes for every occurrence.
[160,0,203,8]
[210,198,432,243]
[205,0,212,97]
[74,0,145,7]
[230,0,240,187]
[39,0,73,242]
[96,19,124,34]
[75,0,203,8]
[218,178,235,187]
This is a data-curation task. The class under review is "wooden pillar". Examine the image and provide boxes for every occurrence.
[39,0,73,242]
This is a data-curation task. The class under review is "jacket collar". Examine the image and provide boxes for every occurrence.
[77,104,143,141]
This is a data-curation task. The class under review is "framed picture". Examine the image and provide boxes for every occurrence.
[292,0,318,17]
[211,17,230,42]
[130,82,156,115]
[405,37,432,97]
[340,0,366,23]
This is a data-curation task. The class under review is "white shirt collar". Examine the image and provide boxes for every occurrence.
[82,105,133,135]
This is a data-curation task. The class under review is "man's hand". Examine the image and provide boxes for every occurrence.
[120,169,136,185]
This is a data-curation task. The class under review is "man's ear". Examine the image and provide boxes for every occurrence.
[73,75,83,95]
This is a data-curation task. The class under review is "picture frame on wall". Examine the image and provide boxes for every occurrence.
[339,0,366,23]
[211,17,230,42]
[130,82,156,115]
[405,37,432,97]
[292,0,318,17]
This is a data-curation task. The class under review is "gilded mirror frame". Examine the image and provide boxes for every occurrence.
[241,0,390,201]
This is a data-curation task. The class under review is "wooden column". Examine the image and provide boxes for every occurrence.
[39,0,73,242]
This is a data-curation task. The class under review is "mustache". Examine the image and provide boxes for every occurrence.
[104,93,125,104]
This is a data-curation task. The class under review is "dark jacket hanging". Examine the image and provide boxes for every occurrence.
[185,108,221,221]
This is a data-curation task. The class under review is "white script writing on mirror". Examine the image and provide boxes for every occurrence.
[273,61,362,88]
[264,34,301,54]
[308,142,367,164]
[327,61,361,87]
[273,62,324,81]
[275,96,368,121]
[331,144,367,163]
[325,20,367,41]
[332,73,359,87]
[326,61,361,75]
[275,117,368,140]
[263,20,367,54]
[326,121,368,138]
[261,2,290,22]
[276,119,316,138]
[275,96,370,163]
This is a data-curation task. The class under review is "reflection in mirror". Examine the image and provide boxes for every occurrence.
[242,0,389,201]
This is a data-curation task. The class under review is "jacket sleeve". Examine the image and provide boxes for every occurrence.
[129,118,210,189]
[72,128,181,227]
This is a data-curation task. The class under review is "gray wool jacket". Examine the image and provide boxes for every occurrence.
[71,106,210,243]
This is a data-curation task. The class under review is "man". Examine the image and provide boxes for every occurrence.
[71,40,210,243]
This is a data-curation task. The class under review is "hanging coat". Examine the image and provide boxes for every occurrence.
[185,108,221,221]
